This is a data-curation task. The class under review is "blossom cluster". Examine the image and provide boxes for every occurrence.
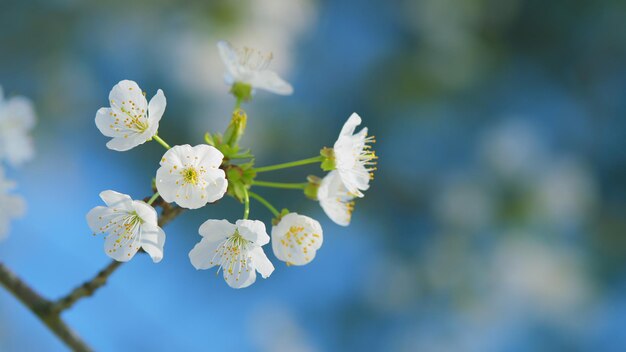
[0,86,36,240]
[87,41,377,288]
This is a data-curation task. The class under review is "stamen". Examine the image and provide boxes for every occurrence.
[237,46,273,71]
[212,230,251,282]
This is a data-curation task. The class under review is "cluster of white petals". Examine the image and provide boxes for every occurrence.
[272,213,323,265]
[218,41,293,95]
[0,167,26,240]
[313,113,376,226]
[95,80,166,151]
[156,144,228,209]
[87,190,166,263]
[0,86,36,167]
[332,113,376,198]
[189,219,274,289]
[84,43,375,289]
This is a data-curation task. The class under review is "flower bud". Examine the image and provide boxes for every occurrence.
[223,108,247,148]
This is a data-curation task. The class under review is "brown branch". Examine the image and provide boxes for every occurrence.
[0,262,92,352]
[0,201,185,352]
[51,260,123,313]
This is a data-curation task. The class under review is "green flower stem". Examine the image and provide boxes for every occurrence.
[243,187,250,220]
[252,156,324,173]
[147,192,160,205]
[153,134,171,150]
[249,191,280,217]
[251,180,308,190]
[234,96,243,110]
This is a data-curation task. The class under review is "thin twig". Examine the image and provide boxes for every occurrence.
[51,260,123,313]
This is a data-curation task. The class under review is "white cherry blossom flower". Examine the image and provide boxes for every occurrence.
[95,80,166,151]
[189,219,274,289]
[272,213,323,266]
[0,167,26,240]
[156,144,227,209]
[317,170,356,227]
[333,113,377,197]
[86,190,166,263]
[0,86,36,167]
[217,41,293,95]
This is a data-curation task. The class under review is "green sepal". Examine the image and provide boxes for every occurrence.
[272,208,291,226]
[225,161,257,202]
[204,132,215,146]
[320,147,336,171]
[230,82,253,102]
[304,175,321,200]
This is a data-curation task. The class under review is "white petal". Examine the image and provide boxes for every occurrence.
[201,169,228,203]
[104,231,141,262]
[95,107,122,138]
[139,223,166,263]
[198,219,236,241]
[195,144,224,168]
[0,132,34,167]
[318,171,354,226]
[2,96,36,130]
[236,219,269,245]
[0,194,25,240]
[132,201,159,226]
[249,246,274,278]
[338,113,362,138]
[248,70,293,95]
[224,261,256,289]
[5,194,25,218]
[217,41,240,79]
[188,238,222,269]
[175,183,207,209]
[320,200,351,226]
[108,80,147,112]
[99,190,133,210]
[86,206,113,234]
[105,134,151,152]
[147,89,166,125]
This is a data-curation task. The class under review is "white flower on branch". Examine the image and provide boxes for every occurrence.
[86,190,166,263]
[333,113,376,198]
[0,86,36,167]
[189,219,274,289]
[217,41,293,95]
[156,144,228,209]
[95,80,166,151]
[272,213,323,266]
[317,170,356,227]
[0,167,26,240]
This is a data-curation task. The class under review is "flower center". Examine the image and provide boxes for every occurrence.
[99,211,144,256]
[120,103,148,133]
[182,167,199,185]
